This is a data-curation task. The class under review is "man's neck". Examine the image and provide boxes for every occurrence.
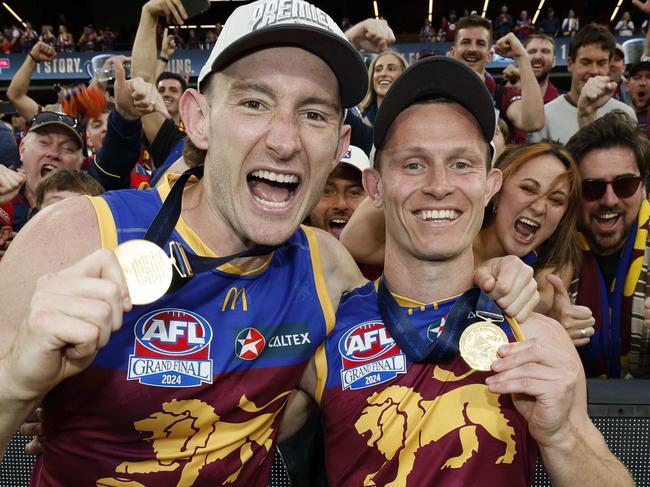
[382,240,475,304]
[180,182,273,272]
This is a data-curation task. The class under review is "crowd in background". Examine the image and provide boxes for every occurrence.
[0,0,649,483]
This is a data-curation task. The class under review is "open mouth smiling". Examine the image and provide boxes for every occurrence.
[247,169,300,209]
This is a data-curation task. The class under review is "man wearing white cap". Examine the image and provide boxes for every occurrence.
[0,1,539,484]
[0,1,368,483]
[308,145,369,240]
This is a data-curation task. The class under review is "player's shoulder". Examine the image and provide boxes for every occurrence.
[10,195,100,260]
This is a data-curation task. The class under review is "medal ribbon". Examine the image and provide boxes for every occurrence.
[143,165,279,289]
[377,277,504,363]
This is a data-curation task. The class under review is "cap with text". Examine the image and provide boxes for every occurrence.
[197,0,367,108]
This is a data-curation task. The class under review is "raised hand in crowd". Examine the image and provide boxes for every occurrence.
[30,41,57,63]
[113,56,170,120]
[160,27,176,59]
[8,41,56,120]
[345,18,396,53]
[494,32,545,132]
[547,273,595,347]
[0,165,25,205]
[494,31,527,60]
[143,0,188,26]
[577,75,618,128]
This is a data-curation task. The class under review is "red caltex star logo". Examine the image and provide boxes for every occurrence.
[235,327,266,360]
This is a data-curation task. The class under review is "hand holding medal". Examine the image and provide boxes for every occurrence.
[114,240,175,305]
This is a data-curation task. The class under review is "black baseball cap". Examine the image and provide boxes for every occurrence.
[629,60,650,77]
[372,56,496,153]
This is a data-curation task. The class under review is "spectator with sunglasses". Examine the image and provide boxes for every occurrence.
[11,112,84,230]
[566,111,650,378]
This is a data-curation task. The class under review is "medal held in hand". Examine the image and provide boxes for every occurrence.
[114,239,173,305]
[459,320,509,371]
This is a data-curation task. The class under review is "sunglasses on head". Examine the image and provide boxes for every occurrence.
[581,175,642,201]
[29,111,81,134]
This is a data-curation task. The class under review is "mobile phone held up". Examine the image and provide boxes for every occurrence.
[181,0,210,21]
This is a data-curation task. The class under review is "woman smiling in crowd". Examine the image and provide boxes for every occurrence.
[358,49,408,124]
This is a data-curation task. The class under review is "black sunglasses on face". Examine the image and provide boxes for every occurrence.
[581,175,642,202]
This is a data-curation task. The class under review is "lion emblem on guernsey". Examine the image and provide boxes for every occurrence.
[96,391,290,487]
[355,382,517,487]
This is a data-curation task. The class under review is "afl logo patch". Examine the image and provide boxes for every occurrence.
[338,321,406,390]
[127,308,213,388]
[235,327,266,360]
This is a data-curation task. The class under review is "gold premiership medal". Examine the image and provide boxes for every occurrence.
[114,240,173,305]
[459,320,509,371]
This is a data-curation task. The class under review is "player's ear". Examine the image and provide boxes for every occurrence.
[485,168,503,206]
[179,89,209,150]
[333,124,352,172]
[363,168,384,208]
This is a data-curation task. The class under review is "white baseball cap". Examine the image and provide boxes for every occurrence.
[197,0,368,108]
[339,145,370,173]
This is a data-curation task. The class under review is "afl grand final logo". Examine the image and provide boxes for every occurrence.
[338,321,406,390]
[128,308,213,387]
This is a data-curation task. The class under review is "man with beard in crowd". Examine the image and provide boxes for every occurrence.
[567,111,650,379]
[525,33,560,103]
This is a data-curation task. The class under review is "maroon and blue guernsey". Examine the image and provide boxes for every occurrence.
[30,179,335,486]
[315,282,538,487]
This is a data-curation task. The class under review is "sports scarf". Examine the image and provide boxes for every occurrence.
[570,199,650,378]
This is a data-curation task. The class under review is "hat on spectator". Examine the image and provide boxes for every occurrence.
[629,60,650,77]
[0,202,13,227]
[339,145,370,173]
[197,0,367,107]
[27,112,84,149]
[371,57,496,164]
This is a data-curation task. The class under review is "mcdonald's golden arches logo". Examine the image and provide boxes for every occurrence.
[222,287,248,312]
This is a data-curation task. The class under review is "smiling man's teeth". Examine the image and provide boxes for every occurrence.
[250,169,299,184]
[518,217,539,228]
[598,211,619,220]
[417,209,459,221]
[331,219,347,224]
[252,195,291,208]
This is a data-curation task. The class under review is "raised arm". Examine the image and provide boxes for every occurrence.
[7,42,56,120]
[132,0,187,83]
[494,33,545,132]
